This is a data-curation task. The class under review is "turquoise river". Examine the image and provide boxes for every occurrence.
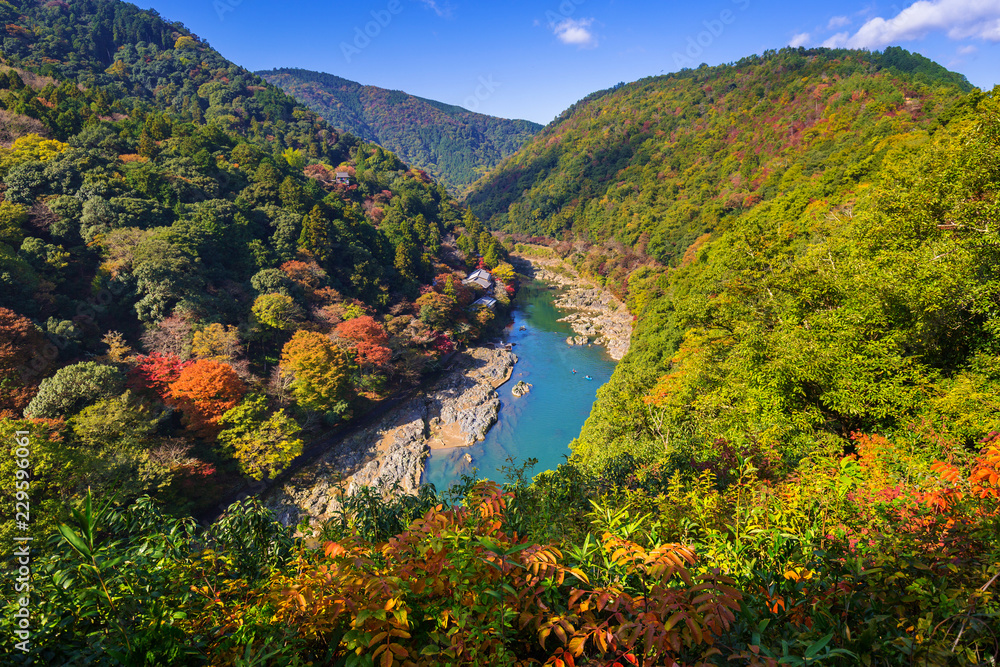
[422,280,618,491]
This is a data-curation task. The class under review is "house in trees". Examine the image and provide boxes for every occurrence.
[472,296,498,310]
[463,269,493,290]
[336,171,351,185]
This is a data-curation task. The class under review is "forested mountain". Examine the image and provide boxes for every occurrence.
[466,46,985,463]
[1,1,998,661]
[258,67,542,196]
[0,0,512,541]
[463,47,998,661]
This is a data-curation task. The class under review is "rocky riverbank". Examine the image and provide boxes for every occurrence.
[511,256,633,361]
[262,347,515,531]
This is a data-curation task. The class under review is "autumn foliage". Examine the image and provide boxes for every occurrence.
[335,315,392,367]
[167,359,246,438]
[190,482,741,666]
[280,330,352,415]
[280,259,327,300]
[0,306,44,417]
[128,352,193,400]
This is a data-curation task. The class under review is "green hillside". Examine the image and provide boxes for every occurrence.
[258,67,542,196]
[467,47,971,258]
[465,46,989,462]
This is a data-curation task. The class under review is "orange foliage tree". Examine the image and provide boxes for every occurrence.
[168,359,246,438]
[0,306,44,417]
[335,315,391,368]
[280,259,327,301]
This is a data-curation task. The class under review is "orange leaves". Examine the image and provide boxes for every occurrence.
[336,315,389,347]
[544,533,742,665]
[522,544,588,588]
[167,359,246,438]
[923,444,1000,508]
[324,541,348,558]
[603,534,697,585]
[930,460,961,485]
[918,460,966,512]
[336,315,392,368]
[970,442,1000,501]
[199,481,743,666]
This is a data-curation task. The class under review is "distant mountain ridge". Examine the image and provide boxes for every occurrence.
[258,68,542,195]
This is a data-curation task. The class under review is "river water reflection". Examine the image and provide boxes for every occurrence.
[422,280,618,492]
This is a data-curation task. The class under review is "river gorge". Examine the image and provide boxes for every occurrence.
[263,258,630,531]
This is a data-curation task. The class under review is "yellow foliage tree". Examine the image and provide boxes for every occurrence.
[101,331,134,364]
[0,133,69,176]
[218,395,303,481]
[280,331,352,417]
[192,323,241,362]
[492,261,516,284]
[105,60,128,78]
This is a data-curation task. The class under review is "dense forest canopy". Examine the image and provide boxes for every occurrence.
[0,1,997,662]
[0,0,513,534]
[259,67,542,197]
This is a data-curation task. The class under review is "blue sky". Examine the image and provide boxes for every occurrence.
[141,0,1000,124]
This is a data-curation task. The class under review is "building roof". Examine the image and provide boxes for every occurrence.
[462,269,494,289]
[472,296,498,309]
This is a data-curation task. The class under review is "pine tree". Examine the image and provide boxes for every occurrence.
[299,205,332,266]
[138,131,158,158]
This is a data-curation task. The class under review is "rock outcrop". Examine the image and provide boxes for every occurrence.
[262,347,515,532]
[426,347,515,448]
[512,257,633,361]
[511,380,532,397]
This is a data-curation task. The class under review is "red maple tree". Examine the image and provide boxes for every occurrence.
[129,352,193,400]
[335,316,392,368]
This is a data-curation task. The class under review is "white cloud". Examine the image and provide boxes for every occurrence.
[822,31,850,47]
[828,15,852,29]
[950,17,1000,39]
[958,43,979,53]
[789,32,811,47]
[551,17,598,48]
[417,0,452,18]
[837,0,1000,49]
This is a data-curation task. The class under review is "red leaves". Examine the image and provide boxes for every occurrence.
[0,306,44,416]
[129,352,193,399]
[335,316,392,368]
[432,334,455,355]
